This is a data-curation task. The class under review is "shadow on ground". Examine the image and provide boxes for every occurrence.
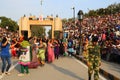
[50,63,84,80]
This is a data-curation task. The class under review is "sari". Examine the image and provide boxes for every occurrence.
[47,43,54,62]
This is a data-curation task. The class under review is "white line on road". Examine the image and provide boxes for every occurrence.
[9,63,18,71]
[72,57,107,80]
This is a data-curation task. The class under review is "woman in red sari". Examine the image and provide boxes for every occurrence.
[10,39,17,58]
[47,39,54,63]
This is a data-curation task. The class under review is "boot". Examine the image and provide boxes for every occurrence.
[89,76,91,80]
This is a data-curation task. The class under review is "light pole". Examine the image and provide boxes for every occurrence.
[71,7,75,27]
[39,0,43,21]
[71,7,75,39]
[40,0,43,6]
[78,10,83,55]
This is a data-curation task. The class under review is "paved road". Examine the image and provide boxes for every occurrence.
[0,57,106,80]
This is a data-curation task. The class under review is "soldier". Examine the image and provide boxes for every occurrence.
[86,36,101,80]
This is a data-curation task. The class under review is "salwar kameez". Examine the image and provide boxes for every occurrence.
[18,46,30,75]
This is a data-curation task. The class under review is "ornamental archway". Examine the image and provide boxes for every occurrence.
[19,15,62,39]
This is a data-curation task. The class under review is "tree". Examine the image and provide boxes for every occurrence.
[88,10,97,16]
[98,8,103,15]
[86,2,120,17]
[62,18,68,25]
[47,29,52,38]
[47,29,60,39]
[31,26,46,37]
[54,31,60,39]
[68,18,73,22]
[0,16,18,31]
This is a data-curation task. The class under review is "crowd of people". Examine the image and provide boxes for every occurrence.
[0,12,120,80]
[62,12,120,80]
[0,30,72,76]
[83,13,120,63]
[64,12,120,64]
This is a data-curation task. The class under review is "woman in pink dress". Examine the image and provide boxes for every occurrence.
[47,39,54,63]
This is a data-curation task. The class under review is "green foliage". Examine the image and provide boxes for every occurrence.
[88,10,97,16]
[54,31,60,39]
[31,26,46,37]
[47,29,52,38]
[62,18,68,25]
[0,16,18,31]
[47,29,60,39]
[87,3,120,17]
[68,18,73,22]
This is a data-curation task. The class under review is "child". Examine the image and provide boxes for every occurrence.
[18,37,31,76]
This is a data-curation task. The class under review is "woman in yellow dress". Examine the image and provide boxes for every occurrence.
[37,39,47,66]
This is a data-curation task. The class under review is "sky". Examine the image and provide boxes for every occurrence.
[0,0,120,22]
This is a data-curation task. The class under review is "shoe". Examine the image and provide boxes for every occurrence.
[0,73,5,76]
[18,73,24,76]
[5,72,11,75]
[41,64,45,67]
[41,61,45,65]
[24,73,30,76]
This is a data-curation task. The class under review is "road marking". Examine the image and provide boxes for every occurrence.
[0,62,18,80]
[9,63,18,71]
[72,57,107,80]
